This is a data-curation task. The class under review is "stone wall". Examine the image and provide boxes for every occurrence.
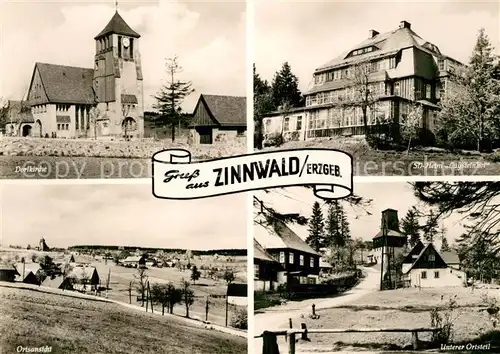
[0,136,246,159]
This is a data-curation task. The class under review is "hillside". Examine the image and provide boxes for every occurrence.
[0,286,246,354]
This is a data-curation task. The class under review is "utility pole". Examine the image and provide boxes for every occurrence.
[205,296,209,322]
[379,220,387,291]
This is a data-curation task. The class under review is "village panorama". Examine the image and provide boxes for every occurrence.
[0,183,248,354]
[0,1,246,179]
[253,182,500,354]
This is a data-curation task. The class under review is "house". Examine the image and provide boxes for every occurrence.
[189,94,246,144]
[1,100,35,137]
[402,242,465,288]
[41,275,73,290]
[0,264,20,282]
[5,10,144,139]
[68,267,100,291]
[14,262,41,285]
[122,255,146,268]
[254,239,282,291]
[262,20,464,142]
[255,218,321,285]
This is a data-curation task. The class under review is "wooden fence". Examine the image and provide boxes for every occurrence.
[255,321,441,354]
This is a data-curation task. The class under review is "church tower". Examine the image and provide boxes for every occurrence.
[93,10,144,139]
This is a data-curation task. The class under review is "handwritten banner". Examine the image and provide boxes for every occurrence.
[152,148,353,201]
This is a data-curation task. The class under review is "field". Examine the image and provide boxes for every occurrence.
[0,286,246,354]
[292,287,500,352]
[264,138,500,176]
[0,248,247,327]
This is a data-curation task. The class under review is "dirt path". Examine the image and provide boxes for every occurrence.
[253,266,380,353]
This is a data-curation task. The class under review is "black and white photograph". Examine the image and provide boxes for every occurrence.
[0,0,246,179]
[0,183,248,353]
[253,182,500,353]
[253,1,500,176]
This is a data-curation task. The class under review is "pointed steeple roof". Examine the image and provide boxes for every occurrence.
[95,11,140,39]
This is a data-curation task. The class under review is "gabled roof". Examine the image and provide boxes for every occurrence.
[33,63,95,104]
[254,239,278,263]
[316,25,436,72]
[68,266,97,279]
[200,94,246,126]
[404,242,448,273]
[123,255,145,263]
[256,217,321,256]
[42,275,69,289]
[402,240,425,264]
[14,262,41,280]
[440,250,460,265]
[95,11,140,39]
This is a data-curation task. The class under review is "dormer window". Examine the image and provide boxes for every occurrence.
[351,46,375,57]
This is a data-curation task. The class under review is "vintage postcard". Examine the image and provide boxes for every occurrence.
[253,1,500,176]
[253,182,500,353]
[0,182,248,353]
[0,0,246,179]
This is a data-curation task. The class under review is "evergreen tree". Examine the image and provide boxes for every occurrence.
[325,202,341,247]
[440,223,451,252]
[423,210,439,243]
[270,62,304,109]
[254,64,275,149]
[438,28,500,151]
[401,207,421,247]
[339,204,351,243]
[307,201,325,252]
[153,55,194,142]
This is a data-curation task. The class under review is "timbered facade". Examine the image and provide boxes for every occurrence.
[190,94,246,144]
[6,11,144,139]
[262,20,464,143]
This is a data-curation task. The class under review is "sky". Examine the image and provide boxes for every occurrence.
[254,182,469,249]
[0,0,246,112]
[254,0,500,93]
[0,183,247,250]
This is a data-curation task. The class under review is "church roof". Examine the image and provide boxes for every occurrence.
[200,94,247,126]
[34,63,95,105]
[95,11,140,39]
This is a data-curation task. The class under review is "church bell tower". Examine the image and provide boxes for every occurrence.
[93,10,144,139]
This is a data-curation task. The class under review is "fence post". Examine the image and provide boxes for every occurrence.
[287,332,296,354]
[289,318,293,328]
[262,331,280,354]
[300,323,309,341]
[128,281,131,304]
[411,331,419,349]
[205,297,209,322]
[145,282,149,312]
[149,282,153,313]
[311,304,316,317]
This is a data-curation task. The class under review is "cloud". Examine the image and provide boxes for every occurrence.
[0,0,245,112]
[254,1,499,92]
[1,183,247,250]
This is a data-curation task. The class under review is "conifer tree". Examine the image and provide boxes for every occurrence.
[270,62,304,109]
[325,202,341,247]
[307,201,325,252]
[423,210,439,243]
[401,207,421,247]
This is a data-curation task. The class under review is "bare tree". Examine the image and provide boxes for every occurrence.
[181,279,195,318]
[401,100,424,154]
[134,267,148,306]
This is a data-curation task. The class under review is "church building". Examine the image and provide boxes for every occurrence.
[7,10,144,139]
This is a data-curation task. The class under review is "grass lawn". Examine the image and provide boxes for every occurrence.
[291,287,500,352]
[264,139,500,176]
[0,286,246,354]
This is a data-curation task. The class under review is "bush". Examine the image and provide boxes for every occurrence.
[263,133,284,147]
[230,308,248,330]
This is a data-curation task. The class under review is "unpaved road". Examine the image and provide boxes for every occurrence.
[254,266,380,353]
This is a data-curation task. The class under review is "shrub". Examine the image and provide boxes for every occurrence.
[430,295,459,345]
[230,308,248,330]
[263,133,284,147]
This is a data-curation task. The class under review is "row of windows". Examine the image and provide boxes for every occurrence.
[421,270,440,279]
[314,58,397,85]
[306,83,386,107]
[33,84,43,100]
[97,36,111,52]
[351,46,374,56]
[279,251,315,267]
[283,116,302,132]
[308,106,389,129]
[57,123,70,131]
[33,105,47,114]
[56,104,71,112]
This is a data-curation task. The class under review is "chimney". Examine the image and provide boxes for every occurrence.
[381,209,400,232]
[369,29,379,38]
[399,20,411,29]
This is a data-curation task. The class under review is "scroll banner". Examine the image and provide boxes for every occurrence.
[152,148,353,201]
